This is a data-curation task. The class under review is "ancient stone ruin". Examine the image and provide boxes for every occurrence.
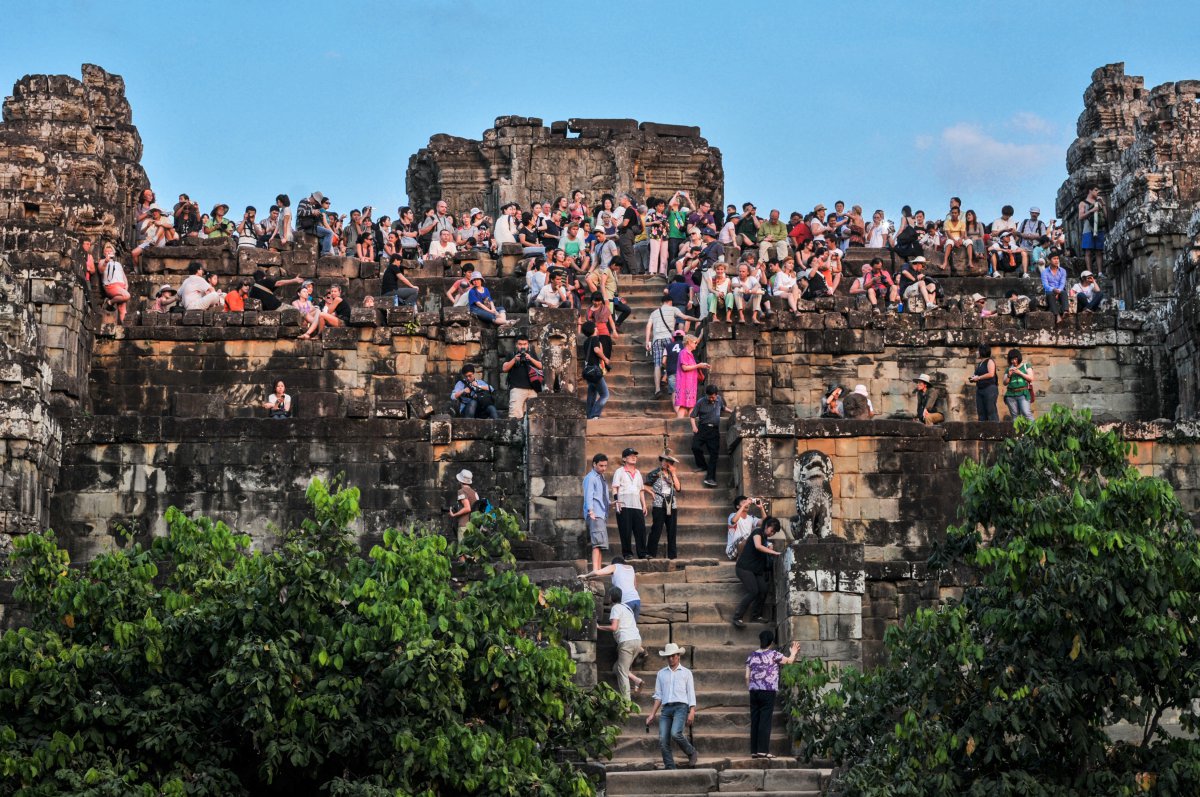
[1,61,1199,788]
[406,116,724,218]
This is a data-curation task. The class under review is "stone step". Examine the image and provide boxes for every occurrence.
[618,708,786,735]
[636,621,776,649]
[606,769,720,796]
[611,731,792,761]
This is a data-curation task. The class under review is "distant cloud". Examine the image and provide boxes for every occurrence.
[1007,111,1058,136]
[915,121,1060,194]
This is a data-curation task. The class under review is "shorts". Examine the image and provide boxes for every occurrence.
[1081,231,1105,251]
[588,516,609,549]
[651,338,670,368]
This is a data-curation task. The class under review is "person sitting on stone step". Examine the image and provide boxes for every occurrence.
[451,364,498,420]
[913,373,945,425]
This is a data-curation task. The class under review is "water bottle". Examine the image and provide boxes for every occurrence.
[1117,299,1126,312]
[897,302,905,314]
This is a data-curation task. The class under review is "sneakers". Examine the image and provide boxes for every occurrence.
[732,617,746,628]
[702,479,718,488]
[688,749,699,767]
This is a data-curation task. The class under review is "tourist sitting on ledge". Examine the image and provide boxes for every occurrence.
[381,258,419,308]
[798,252,832,301]
[149,284,178,314]
[535,271,571,308]
[1041,251,1069,324]
[970,293,994,318]
[133,204,176,268]
[452,364,498,419]
[467,272,513,326]
[990,229,1029,278]
[446,263,474,308]
[249,269,303,311]
[173,195,202,240]
[821,385,845,418]
[1071,270,1104,312]
[320,284,350,327]
[204,203,235,239]
[913,373,945,425]
[768,259,800,313]
[732,262,764,323]
[180,262,224,312]
[296,192,333,256]
[263,380,292,419]
[425,229,457,269]
[223,278,252,312]
[898,257,937,311]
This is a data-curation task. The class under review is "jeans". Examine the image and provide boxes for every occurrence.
[975,385,999,421]
[458,399,498,420]
[1077,290,1104,311]
[1005,394,1034,421]
[313,224,333,255]
[469,304,500,323]
[616,507,648,559]
[749,690,777,756]
[612,297,632,328]
[625,599,642,622]
[734,566,770,621]
[586,377,609,419]
[649,504,678,559]
[383,287,419,307]
[658,702,696,769]
[692,424,720,482]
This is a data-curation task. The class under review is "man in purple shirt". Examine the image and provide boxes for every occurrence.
[1041,250,1068,323]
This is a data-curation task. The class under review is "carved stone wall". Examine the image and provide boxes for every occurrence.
[407,117,724,218]
[0,64,147,538]
[1167,211,1200,417]
[1057,63,1200,306]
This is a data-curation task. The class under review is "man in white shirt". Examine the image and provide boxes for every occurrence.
[132,205,176,267]
[732,262,764,323]
[535,272,570,308]
[597,585,645,702]
[644,642,699,769]
[645,293,698,397]
[611,447,648,560]
[179,261,224,311]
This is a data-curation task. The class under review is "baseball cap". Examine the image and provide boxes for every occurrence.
[621,447,638,458]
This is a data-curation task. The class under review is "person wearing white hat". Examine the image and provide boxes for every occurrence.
[644,642,699,769]
[1018,207,1047,252]
[913,373,944,425]
[851,384,875,417]
[448,469,479,540]
[1071,269,1105,312]
[149,284,178,314]
[132,203,177,268]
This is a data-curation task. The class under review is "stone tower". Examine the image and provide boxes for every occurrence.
[406,116,724,218]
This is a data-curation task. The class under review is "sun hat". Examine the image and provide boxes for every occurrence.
[853,384,869,397]
[1081,270,1093,278]
[659,453,679,463]
[469,207,482,216]
[470,271,483,281]
[970,293,985,303]
[658,642,686,657]
[1030,207,1040,214]
[455,469,473,485]
[914,373,932,385]
[156,284,175,296]
[910,256,927,264]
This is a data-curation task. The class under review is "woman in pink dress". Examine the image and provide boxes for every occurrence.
[674,335,710,418]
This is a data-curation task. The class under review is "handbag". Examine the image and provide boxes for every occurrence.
[583,363,604,385]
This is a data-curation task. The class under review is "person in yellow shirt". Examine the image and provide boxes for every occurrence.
[942,206,971,273]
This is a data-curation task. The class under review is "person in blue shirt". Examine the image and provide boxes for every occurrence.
[1041,251,1069,323]
[466,272,513,326]
[581,453,611,571]
[451,364,497,419]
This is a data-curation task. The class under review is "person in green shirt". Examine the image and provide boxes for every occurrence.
[1002,348,1035,421]
[666,191,689,266]
[756,209,790,264]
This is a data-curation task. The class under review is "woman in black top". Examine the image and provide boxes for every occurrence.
[732,515,783,627]
[968,343,999,421]
[581,320,610,420]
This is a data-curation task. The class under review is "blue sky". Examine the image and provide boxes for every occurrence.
[3,1,1197,226]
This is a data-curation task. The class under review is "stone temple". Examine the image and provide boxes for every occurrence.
[1,61,1199,791]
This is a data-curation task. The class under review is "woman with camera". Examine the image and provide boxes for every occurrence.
[732,513,781,629]
[645,454,682,560]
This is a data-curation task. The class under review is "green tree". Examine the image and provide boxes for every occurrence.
[783,406,1200,796]
[0,478,624,796]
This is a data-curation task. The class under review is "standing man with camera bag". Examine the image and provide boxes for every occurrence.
[501,333,544,420]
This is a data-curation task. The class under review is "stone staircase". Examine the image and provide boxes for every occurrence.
[579,274,831,795]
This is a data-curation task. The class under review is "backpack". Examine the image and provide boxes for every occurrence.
[896,224,920,247]
[472,496,493,514]
[528,364,544,392]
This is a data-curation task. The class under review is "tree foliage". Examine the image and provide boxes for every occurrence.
[783,406,1200,796]
[0,478,624,796]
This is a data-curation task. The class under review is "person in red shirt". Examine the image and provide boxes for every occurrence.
[224,278,252,311]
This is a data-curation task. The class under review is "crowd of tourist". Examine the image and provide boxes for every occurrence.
[93,184,1115,428]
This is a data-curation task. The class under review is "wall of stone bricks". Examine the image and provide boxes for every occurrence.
[407,116,724,219]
